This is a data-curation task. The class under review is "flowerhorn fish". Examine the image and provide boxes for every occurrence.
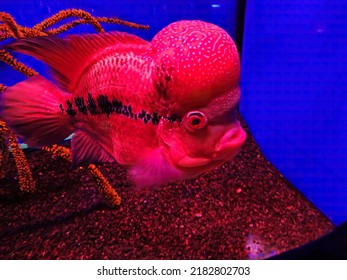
[0,20,246,188]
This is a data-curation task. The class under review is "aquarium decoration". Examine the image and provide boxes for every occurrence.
[0,119,35,192]
[0,9,149,206]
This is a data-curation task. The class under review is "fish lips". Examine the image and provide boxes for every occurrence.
[159,137,210,169]
[160,124,246,170]
[214,125,247,157]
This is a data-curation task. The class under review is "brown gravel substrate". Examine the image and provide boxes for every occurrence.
[0,114,334,259]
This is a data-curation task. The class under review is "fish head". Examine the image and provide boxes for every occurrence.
[157,88,246,175]
[153,20,246,175]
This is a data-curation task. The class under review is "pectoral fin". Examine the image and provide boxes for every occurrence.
[71,131,115,166]
[128,147,185,188]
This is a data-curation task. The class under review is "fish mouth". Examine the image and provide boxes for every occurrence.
[159,138,211,168]
[159,124,246,169]
[176,156,211,168]
[214,125,246,159]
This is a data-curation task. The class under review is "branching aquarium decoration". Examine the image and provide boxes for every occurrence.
[0,9,149,206]
[0,120,35,192]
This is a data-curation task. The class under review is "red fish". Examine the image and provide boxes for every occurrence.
[0,20,246,188]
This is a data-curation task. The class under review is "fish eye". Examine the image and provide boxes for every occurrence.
[184,111,208,131]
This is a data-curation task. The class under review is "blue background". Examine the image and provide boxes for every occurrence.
[241,1,347,225]
[1,0,346,225]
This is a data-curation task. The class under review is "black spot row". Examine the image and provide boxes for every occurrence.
[60,93,181,125]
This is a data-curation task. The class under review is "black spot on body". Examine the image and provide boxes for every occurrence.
[66,100,76,117]
[121,105,128,116]
[97,95,113,116]
[128,105,134,118]
[152,112,161,125]
[74,97,88,115]
[164,115,182,123]
[87,93,99,115]
[59,91,180,126]
[112,99,123,113]
[138,110,146,119]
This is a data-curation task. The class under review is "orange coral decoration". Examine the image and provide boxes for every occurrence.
[33,9,104,33]
[8,129,36,192]
[0,120,9,179]
[0,49,38,76]
[0,120,35,191]
[0,8,149,205]
[0,83,6,93]
[0,9,149,38]
[0,9,149,72]
[42,145,122,206]
[87,164,122,206]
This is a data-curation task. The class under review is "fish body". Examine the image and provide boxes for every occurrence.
[63,40,160,167]
[0,20,246,187]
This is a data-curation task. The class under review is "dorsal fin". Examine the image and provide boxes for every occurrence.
[6,31,150,92]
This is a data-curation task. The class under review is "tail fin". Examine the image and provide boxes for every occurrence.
[0,75,74,147]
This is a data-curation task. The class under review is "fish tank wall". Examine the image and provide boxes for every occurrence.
[240,0,347,225]
[0,0,346,226]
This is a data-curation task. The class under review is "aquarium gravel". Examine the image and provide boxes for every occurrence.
[0,114,334,259]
